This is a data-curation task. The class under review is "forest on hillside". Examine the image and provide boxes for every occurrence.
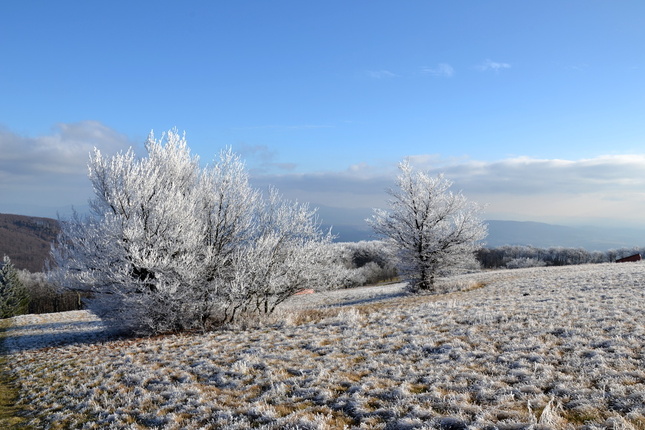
[0,213,59,272]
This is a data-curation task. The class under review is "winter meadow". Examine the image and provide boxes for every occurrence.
[1,133,645,429]
[3,263,645,429]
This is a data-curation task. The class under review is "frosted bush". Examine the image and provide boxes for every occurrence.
[50,130,339,334]
[506,257,547,269]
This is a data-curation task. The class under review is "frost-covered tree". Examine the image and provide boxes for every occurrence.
[51,130,335,333]
[0,256,30,318]
[213,188,337,323]
[368,160,487,292]
[51,130,209,332]
[18,270,82,314]
[185,148,261,329]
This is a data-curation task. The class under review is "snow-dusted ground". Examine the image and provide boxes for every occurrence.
[4,310,111,353]
[3,263,645,429]
[284,282,409,309]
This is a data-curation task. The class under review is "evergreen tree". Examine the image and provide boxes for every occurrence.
[0,256,30,318]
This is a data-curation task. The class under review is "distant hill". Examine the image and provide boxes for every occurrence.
[0,213,59,272]
[485,220,645,251]
[4,211,643,272]
[326,218,645,251]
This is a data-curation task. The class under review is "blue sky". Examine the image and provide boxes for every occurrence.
[2,1,645,233]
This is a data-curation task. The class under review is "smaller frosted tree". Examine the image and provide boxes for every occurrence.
[0,256,30,318]
[368,160,487,292]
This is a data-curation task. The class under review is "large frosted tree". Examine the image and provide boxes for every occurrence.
[51,130,337,334]
[368,160,487,292]
[51,130,210,332]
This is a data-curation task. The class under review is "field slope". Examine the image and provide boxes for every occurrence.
[2,263,645,429]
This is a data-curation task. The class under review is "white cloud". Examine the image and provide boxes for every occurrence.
[0,121,137,216]
[366,70,398,79]
[422,63,454,77]
[234,143,277,163]
[440,155,645,195]
[477,59,511,72]
[250,154,645,229]
[0,121,133,178]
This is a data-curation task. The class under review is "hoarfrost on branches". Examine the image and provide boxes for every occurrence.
[213,187,337,323]
[50,129,338,334]
[368,160,487,292]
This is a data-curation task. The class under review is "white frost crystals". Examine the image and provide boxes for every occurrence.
[7,263,645,429]
[50,130,338,334]
[368,160,487,292]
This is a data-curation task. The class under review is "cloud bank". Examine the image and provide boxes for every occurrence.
[253,155,645,229]
[0,121,136,215]
[2,122,644,230]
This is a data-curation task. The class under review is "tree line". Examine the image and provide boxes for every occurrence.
[477,245,645,269]
[0,256,83,318]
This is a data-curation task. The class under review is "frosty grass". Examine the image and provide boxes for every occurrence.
[3,262,645,429]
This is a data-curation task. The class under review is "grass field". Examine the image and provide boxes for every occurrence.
[2,262,645,429]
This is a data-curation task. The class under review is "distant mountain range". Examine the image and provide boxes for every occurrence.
[328,219,645,251]
[484,220,645,251]
[3,213,645,273]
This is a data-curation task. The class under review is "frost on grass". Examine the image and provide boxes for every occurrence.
[4,262,645,429]
[3,310,119,353]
